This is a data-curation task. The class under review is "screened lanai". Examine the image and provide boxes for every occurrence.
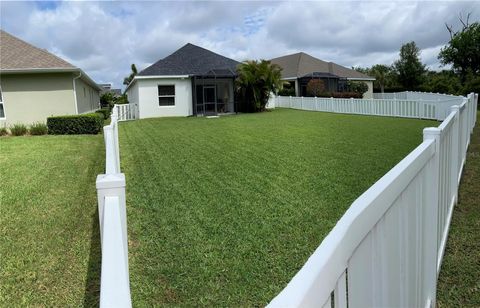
[192,68,238,116]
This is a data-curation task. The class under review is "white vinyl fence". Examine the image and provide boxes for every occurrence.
[114,104,136,121]
[271,95,464,121]
[96,92,477,308]
[96,113,132,308]
[267,93,478,307]
[374,91,463,102]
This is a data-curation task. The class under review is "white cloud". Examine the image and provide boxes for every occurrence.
[0,1,478,89]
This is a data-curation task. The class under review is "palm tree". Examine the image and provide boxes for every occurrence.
[370,64,391,93]
[236,60,283,112]
[123,64,138,86]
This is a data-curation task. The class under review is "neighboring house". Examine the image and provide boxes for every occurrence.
[126,43,239,118]
[270,52,375,99]
[0,30,101,126]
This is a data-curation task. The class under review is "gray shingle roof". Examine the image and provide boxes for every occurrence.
[0,29,75,70]
[270,52,375,80]
[138,43,240,77]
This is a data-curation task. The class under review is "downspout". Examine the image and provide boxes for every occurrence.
[72,71,82,114]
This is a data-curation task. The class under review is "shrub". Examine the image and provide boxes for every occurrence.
[278,87,295,96]
[315,92,363,98]
[347,81,369,96]
[10,123,28,136]
[95,108,111,120]
[0,127,8,136]
[29,122,48,135]
[47,113,104,135]
[306,79,325,97]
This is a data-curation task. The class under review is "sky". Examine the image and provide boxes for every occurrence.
[0,1,478,89]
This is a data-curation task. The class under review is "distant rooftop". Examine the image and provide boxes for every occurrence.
[270,52,374,80]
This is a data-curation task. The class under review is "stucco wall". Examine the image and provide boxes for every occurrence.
[362,81,374,99]
[126,81,139,118]
[135,78,193,118]
[0,73,76,126]
[75,77,100,114]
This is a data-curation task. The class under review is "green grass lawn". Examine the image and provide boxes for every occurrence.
[119,109,437,306]
[0,135,104,306]
[437,111,480,307]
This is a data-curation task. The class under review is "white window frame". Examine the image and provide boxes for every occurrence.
[158,85,175,107]
[0,85,5,120]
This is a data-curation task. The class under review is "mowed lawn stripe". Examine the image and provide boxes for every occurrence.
[119,109,436,306]
[0,135,104,306]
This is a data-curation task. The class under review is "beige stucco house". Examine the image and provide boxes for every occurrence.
[0,30,101,127]
[270,52,375,99]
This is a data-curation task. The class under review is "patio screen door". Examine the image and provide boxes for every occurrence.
[203,85,217,115]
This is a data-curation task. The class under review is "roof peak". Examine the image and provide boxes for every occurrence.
[138,42,239,77]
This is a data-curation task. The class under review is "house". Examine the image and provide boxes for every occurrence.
[126,43,240,118]
[0,30,101,126]
[270,52,375,98]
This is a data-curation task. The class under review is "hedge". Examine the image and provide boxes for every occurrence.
[315,92,363,98]
[47,113,104,135]
[95,108,111,120]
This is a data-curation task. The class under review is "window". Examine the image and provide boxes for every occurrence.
[158,85,175,106]
[0,86,5,119]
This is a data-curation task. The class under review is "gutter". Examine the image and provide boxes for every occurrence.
[0,67,77,74]
[346,77,376,81]
[125,75,190,92]
[0,67,102,91]
[73,71,82,114]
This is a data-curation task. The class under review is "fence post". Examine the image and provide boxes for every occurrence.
[475,94,478,127]
[301,96,304,110]
[469,93,475,133]
[330,97,334,113]
[112,116,121,172]
[289,96,292,108]
[393,97,397,116]
[95,173,131,307]
[96,173,126,246]
[314,96,317,111]
[423,127,441,305]
[450,105,460,203]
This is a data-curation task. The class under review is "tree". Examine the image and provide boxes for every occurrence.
[123,64,138,86]
[461,71,480,97]
[421,70,462,95]
[369,64,392,93]
[306,79,325,96]
[236,60,283,112]
[347,81,368,95]
[439,21,480,82]
[100,92,116,110]
[393,41,426,90]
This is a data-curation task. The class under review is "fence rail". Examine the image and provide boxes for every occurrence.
[267,93,478,307]
[96,113,132,308]
[114,104,136,121]
[271,95,464,121]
